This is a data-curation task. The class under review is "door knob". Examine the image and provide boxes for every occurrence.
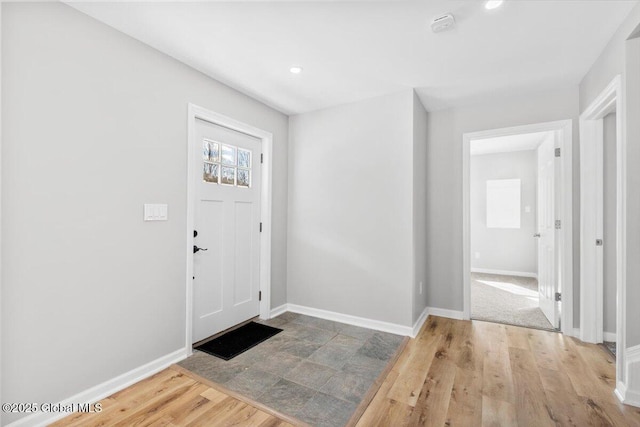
[193,245,208,254]
[533,233,541,238]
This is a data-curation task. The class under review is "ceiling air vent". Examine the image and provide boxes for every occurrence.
[431,14,456,33]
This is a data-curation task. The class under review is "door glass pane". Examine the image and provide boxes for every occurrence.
[221,166,236,185]
[238,149,251,168]
[203,163,219,183]
[237,169,250,188]
[221,145,236,166]
[209,141,220,162]
[203,140,210,161]
[203,140,220,162]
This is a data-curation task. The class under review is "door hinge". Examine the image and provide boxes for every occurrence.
[261,153,264,164]
[555,220,561,230]
[596,239,603,246]
[260,222,263,232]
[555,148,561,157]
[555,292,562,302]
[259,291,262,301]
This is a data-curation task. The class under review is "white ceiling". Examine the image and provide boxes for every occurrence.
[470,131,553,156]
[68,1,637,115]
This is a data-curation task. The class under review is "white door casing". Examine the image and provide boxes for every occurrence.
[186,104,273,350]
[192,119,262,343]
[537,133,559,328]
[579,75,626,405]
[0,5,3,411]
[462,120,573,336]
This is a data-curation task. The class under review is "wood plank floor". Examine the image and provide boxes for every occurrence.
[50,368,297,427]
[357,316,640,427]
[54,316,640,426]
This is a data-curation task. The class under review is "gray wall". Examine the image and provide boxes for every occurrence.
[413,92,429,323]
[579,2,640,346]
[1,3,288,424]
[603,113,617,336]
[626,34,640,348]
[470,150,538,274]
[580,4,640,112]
[425,87,580,315]
[287,91,414,327]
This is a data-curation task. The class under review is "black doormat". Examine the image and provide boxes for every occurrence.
[195,322,283,361]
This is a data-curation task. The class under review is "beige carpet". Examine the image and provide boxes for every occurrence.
[471,272,555,331]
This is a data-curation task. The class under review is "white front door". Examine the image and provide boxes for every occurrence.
[192,118,262,343]
[537,134,559,328]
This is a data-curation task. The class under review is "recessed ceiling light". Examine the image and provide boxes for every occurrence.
[290,66,303,74]
[485,0,504,10]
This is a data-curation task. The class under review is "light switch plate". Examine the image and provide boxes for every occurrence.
[144,204,168,221]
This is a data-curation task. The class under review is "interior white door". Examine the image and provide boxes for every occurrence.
[537,135,559,328]
[192,118,262,343]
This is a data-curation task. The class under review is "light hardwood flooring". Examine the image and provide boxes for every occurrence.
[50,367,298,427]
[357,316,640,427]
[55,316,640,426]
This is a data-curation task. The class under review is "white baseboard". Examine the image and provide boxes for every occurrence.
[286,303,414,336]
[564,328,614,342]
[272,304,465,339]
[622,345,640,408]
[269,303,288,318]
[622,387,640,407]
[615,381,628,404]
[427,306,465,320]
[412,307,429,338]
[471,268,537,279]
[7,347,189,427]
[626,344,640,359]
[569,329,615,342]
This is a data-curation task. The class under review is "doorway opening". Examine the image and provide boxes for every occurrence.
[469,131,556,330]
[602,111,618,357]
[463,120,573,335]
[579,75,625,388]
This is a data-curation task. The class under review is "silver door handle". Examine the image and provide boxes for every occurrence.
[534,233,541,238]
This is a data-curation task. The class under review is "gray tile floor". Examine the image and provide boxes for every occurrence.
[179,312,404,427]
